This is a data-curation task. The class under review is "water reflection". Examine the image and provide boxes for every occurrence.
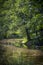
[0,43,43,65]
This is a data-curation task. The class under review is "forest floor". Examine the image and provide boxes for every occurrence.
[0,39,23,44]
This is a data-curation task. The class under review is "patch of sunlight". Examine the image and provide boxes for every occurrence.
[22,37,27,43]
[15,29,21,34]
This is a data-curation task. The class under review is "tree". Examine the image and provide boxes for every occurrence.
[0,0,43,48]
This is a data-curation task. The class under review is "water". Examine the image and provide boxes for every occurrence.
[0,43,43,65]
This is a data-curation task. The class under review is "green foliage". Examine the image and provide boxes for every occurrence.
[0,0,43,50]
[0,0,43,38]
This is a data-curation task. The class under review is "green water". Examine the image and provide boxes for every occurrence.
[0,44,43,65]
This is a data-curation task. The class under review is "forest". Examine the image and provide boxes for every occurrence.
[0,0,43,65]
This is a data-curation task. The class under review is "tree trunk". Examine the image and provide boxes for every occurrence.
[25,27,31,41]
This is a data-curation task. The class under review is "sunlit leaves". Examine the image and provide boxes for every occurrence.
[0,0,43,39]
